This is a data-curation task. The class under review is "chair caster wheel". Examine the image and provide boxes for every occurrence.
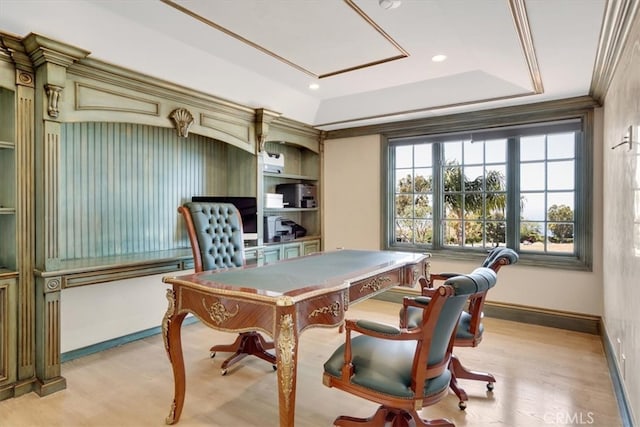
[272,365,277,371]
[487,382,494,391]
[210,352,216,359]
[220,368,228,376]
[458,401,467,410]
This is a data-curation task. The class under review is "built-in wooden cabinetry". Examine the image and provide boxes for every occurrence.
[255,115,322,264]
[0,61,18,400]
[0,32,322,400]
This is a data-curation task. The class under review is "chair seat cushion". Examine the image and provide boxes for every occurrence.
[405,306,483,340]
[323,334,451,399]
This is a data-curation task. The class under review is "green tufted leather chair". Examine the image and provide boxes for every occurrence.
[322,267,498,427]
[400,247,518,409]
[178,202,276,375]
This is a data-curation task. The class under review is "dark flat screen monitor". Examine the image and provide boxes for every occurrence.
[191,196,258,235]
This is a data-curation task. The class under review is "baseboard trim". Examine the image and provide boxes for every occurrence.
[601,321,637,427]
[61,316,200,363]
[376,288,601,334]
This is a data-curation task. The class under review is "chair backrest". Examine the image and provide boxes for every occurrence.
[414,267,498,386]
[460,248,517,345]
[482,247,519,272]
[178,202,245,272]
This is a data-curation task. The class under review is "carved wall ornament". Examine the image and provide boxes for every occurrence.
[359,276,392,293]
[45,278,61,292]
[44,84,63,118]
[169,107,194,137]
[17,71,34,86]
[277,314,296,410]
[202,297,239,325]
[308,301,341,318]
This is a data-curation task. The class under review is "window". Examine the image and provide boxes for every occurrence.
[386,118,592,269]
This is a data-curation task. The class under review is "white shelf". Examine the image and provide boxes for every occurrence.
[264,207,318,213]
[0,140,15,149]
[264,172,317,181]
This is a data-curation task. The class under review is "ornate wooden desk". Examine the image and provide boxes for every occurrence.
[161,249,430,427]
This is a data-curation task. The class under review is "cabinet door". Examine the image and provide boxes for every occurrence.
[263,246,282,265]
[282,243,302,259]
[244,247,260,265]
[303,240,320,255]
[0,277,17,392]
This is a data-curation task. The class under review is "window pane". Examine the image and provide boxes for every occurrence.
[443,220,461,246]
[520,221,544,246]
[547,133,574,159]
[395,219,413,243]
[464,166,484,191]
[414,220,432,243]
[547,223,574,253]
[444,141,462,163]
[395,145,413,168]
[414,144,432,167]
[520,135,545,161]
[521,162,545,191]
[444,194,462,219]
[465,221,483,246]
[443,165,463,192]
[464,139,483,164]
[414,168,432,192]
[547,192,574,215]
[414,194,432,218]
[486,220,506,246]
[547,160,574,190]
[396,172,413,193]
[521,192,545,221]
[395,194,413,218]
[486,165,506,190]
[546,195,574,221]
[485,139,507,163]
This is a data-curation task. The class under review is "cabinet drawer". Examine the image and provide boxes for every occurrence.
[348,269,401,305]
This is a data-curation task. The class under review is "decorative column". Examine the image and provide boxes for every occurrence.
[1,33,37,396]
[22,34,89,396]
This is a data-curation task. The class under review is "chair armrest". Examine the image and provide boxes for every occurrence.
[422,272,462,290]
[399,296,431,328]
[344,319,421,341]
[338,318,420,380]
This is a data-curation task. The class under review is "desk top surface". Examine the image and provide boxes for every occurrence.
[163,250,427,298]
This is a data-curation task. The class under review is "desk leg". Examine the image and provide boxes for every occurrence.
[274,310,299,427]
[162,288,187,425]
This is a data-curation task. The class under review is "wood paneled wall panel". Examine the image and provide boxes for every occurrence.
[58,122,239,260]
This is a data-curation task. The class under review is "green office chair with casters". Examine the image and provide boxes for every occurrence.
[400,247,518,409]
[178,202,276,375]
[323,268,498,427]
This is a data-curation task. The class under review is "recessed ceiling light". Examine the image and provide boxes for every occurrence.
[379,0,402,9]
[309,82,320,90]
[431,54,447,62]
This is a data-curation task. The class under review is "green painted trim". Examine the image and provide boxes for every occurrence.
[601,322,637,427]
[61,316,200,363]
[374,289,600,334]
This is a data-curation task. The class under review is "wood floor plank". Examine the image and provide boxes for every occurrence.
[0,299,622,426]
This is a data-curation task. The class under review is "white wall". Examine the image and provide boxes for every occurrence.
[323,128,604,316]
[60,272,184,353]
[601,12,640,423]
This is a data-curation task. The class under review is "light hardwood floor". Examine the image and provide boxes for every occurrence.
[0,299,622,427]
